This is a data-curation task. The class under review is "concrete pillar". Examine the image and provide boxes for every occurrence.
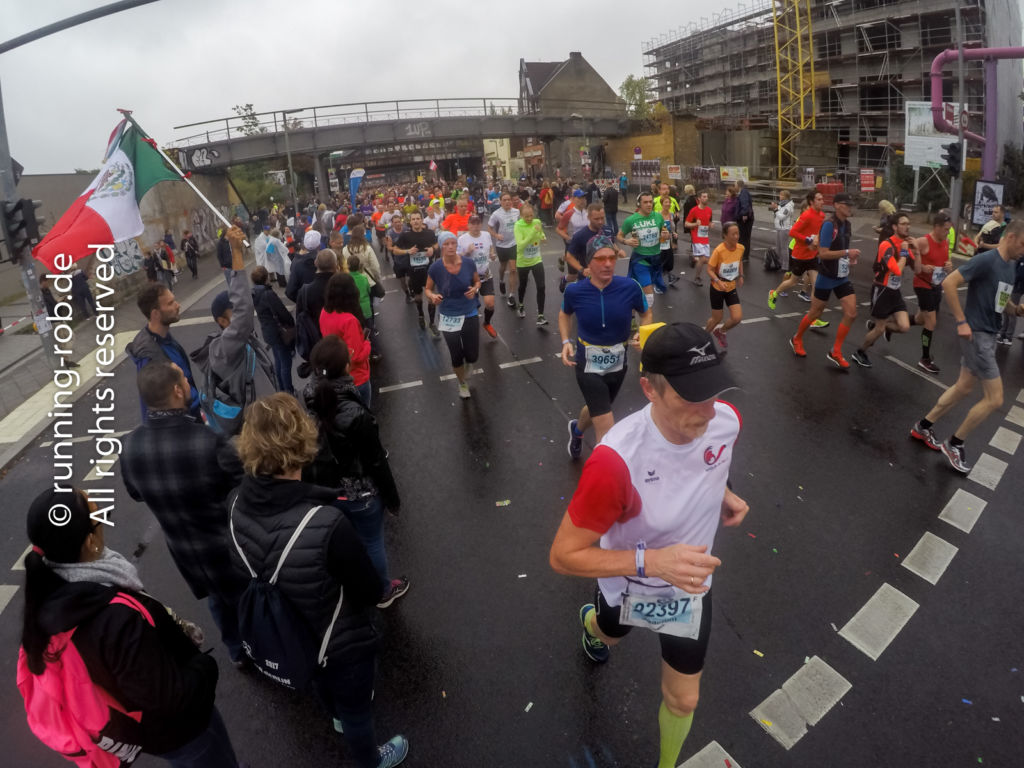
[312,154,329,200]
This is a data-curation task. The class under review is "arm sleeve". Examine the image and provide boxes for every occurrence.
[213,436,245,499]
[567,446,641,534]
[325,514,385,607]
[285,262,303,302]
[270,291,295,329]
[219,269,255,354]
[632,283,648,313]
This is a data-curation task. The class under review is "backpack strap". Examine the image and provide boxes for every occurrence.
[270,505,323,584]
[108,593,155,628]
[229,497,257,579]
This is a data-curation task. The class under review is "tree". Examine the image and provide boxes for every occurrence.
[620,75,653,120]
[232,104,267,136]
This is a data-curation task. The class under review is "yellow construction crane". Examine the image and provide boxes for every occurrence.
[773,0,817,180]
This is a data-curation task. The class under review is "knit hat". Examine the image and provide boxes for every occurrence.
[211,290,233,320]
[437,231,457,248]
[303,230,322,250]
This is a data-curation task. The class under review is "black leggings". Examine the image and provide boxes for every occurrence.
[517,262,546,314]
[442,316,480,368]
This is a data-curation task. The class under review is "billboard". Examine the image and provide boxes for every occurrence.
[719,166,749,183]
[905,101,962,170]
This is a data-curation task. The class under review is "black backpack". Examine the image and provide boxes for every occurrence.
[294,283,323,362]
[229,501,343,691]
[763,248,782,272]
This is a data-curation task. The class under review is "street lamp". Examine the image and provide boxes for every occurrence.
[282,108,301,215]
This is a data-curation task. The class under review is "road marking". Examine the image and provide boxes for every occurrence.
[439,368,484,382]
[0,584,18,616]
[679,740,744,767]
[12,543,32,570]
[988,426,1021,455]
[1005,405,1024,429]
[82,455,121,484]
[938,488,987,533]
[750,689,806,749]
[967,452,1007,491]
[743,316,770,324]
[776,312,803,318]
[838,583,919,661]
[499,356,543,369]
[883,356,946,390]
[378,380,423,393]
[40,430,130,448]
[1017,388,1024,404]
[901,532,959,585]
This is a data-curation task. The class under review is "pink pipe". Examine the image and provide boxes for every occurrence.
[930,46,1024,178]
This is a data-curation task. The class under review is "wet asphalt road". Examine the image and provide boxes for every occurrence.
[0,218,1022,768]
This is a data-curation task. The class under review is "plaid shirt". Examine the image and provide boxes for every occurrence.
[121,410,245,599]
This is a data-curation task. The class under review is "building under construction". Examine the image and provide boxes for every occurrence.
[643,0,1023,178]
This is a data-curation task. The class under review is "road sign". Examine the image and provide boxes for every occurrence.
[633,146,642,160]
[667,165,682,180]
[860,169,875,193]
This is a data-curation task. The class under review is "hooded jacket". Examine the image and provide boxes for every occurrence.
[228,476,382,663]
[36,581,218,756]
[126,327,201,421]
[252,284,295,349]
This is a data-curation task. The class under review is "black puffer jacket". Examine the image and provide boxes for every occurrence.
[302,375,400,511]
[252,284,295,349]
[229,476,382,664]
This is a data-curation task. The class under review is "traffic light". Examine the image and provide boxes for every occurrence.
[1,198,44,260]
[941,142,962,178]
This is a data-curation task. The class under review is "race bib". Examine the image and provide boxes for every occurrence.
[886,273,902,290]
[522,244,540,260]
[931,267,946,286]
[411,252,429,267]
[837,255,850,278]
[583,342,625,374]
[437,313,465,333]
[638,226,660,248]
[718,261,740,281]
[995,281,1012,314]
[697,225,709,239]
[620,590,703,639]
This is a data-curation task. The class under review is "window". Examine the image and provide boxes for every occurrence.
[817,31,841,58]
[859,83,903,112]
[730,85,748,103]
[920,16,953,47]
[856,22,901,53]
[758,80,776,99]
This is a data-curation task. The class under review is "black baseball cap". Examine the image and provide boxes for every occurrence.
[833,192,853,205]
[933,209,952,224]
[641,322,737,402]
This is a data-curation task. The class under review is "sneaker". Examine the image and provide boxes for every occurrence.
[884,327,893,343]
[579,604,609,663]
[850,349,872,367]
[910,422,941,450]
[429,324,440,338]
[457,381,471,399]
[778,291,789,297]
[826,350,850,370]
[767,290,778,310]
[567,419,583,459]
[377,577,410,608]
[405,293,414,304]
[712,325,728,349]
[653,286,665,294]
[798,290,811,302]
[941,440,971,474]
[499,280,506,295]
[517,305,526,318]
[997,335,1013,346]
[789,336,806,357]
[536,314,548,326]
[693,277,704,287]
[918,358,941,374]
[809,319,828,329]
[375,735,409,768]
[865,319,876,332]
[558,256,566,273]
[558,275,567,293]
[483,323,497,339]
[417,316,426,329]
[1017,332,1024,340]
[507,295,517,308]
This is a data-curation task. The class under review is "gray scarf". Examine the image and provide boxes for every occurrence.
[46,547,145,593]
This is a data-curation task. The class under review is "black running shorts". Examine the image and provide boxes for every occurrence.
[575,367,627,418]
[789,258,817,277]
[869,285,908,319]
[914,285,943,313]
[710,287,740,310]
[813,280,855,302]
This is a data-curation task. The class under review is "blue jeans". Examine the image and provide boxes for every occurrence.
[271,343,295,394]
[313,655,377,768]
[356,379,372,409]
[343,495,389,591]
[206,591,243,664]
[606,212,618,233]
[156,707,238,768]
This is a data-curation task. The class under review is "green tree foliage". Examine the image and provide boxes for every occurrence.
[232,104,267,136]
[619,75,653,120]
[229,162,285,210]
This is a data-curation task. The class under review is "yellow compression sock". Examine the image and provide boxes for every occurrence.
[657,701,693,768]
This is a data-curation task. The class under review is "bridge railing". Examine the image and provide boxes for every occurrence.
[171,98,523,147]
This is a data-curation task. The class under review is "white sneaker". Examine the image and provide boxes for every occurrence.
[458,381,471,399]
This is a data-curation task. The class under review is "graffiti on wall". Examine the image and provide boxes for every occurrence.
[111,238,144,277]
[188,147,220,168]
[190,206,217,247]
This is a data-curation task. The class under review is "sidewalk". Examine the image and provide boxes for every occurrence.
[0,259,228,470]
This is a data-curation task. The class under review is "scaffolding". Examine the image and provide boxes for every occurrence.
[773,0,817,179]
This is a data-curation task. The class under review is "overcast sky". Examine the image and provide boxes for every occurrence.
[3,0,1023,175]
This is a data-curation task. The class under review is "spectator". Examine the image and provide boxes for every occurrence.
[182,229,200,279]
[252,266,297,394]
[320,272,372,405]
[286,230,321,302]
[735,179,754,262]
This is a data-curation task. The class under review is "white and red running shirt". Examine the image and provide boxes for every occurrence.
[567,401,741,606]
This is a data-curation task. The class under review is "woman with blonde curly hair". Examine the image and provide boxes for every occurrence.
[229,393,409,768]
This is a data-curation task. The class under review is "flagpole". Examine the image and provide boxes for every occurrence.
[117,109,248,245]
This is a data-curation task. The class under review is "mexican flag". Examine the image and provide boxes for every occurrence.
[33,119,181,273]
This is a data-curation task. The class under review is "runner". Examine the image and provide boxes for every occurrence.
[683,191,712,286]
[566,203,623,281]
[850,213,916,368]
[789,193,859,368]
[488,192,521,306]
[514,204,548,325]
[549,321,748,768]
[561,235,652,459]
[705,222,744,350]
[655,197,675,293]
[458,215,498,338]
[769,191,825,308]
[425,231,482,399]
[618,193,669,311]
[910,218,1024,472]
[909,211,954,371]
[385,214,412,303]
[556,190,589,289]
[424,200,443,232]
[442,198,472,236]
[393,211,439,335]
